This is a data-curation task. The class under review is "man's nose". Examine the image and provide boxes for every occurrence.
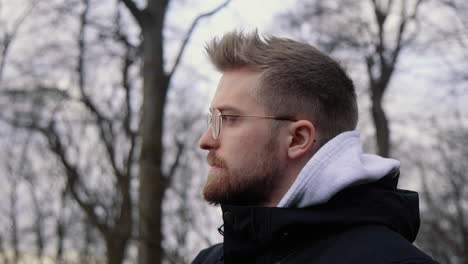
[199,127,219,150]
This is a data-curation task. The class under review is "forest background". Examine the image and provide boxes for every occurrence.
[0,0,467,263]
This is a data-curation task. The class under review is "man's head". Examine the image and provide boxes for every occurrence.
[199,31,358,206]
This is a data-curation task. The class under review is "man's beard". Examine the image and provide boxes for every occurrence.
[202,138,282,206]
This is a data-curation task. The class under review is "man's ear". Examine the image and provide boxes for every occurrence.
[287,120,316,159]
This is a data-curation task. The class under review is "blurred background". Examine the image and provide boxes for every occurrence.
[0,0,466,263]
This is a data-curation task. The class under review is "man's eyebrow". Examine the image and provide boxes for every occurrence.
[211,105,243,113]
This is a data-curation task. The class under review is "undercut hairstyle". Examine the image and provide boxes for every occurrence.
[205,31,358,148]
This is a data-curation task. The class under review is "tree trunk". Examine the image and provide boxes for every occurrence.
[367,56,394,158]
[371,86,390,158]
[106,237,128,264]
[138,1,170,263]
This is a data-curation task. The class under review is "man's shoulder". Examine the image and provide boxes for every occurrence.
[289,225,439,264]
[190,226,440,264]
[191,243,223,264]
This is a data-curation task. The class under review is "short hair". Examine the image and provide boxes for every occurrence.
[205,31,358,148]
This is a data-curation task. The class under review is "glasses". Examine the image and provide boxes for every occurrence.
[207,109,296,140]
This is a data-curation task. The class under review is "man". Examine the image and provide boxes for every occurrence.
[192,31,439,264]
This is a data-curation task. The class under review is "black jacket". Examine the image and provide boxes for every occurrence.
[192,175,439,264]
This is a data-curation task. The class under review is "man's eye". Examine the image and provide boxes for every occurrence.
[223,116,238,123]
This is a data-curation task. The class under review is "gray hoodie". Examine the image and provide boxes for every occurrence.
[278,131,400,208]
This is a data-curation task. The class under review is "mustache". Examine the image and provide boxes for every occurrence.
[207,152,226,167]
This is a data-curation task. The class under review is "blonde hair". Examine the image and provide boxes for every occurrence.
[206,31,358,147]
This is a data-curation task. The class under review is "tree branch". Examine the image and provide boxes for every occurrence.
[167,0,231,82]
[77,0,125,182]
[120,0,144,27]
[0,86,71,101]
[391,0,425,65]
[4,114,110,236]
[0,0,37,84]
[164,139,185,189]
[45,121,110,235]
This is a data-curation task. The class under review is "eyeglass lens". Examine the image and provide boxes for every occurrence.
[208,110,221,140]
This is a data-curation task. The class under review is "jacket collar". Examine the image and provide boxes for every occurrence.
[220,174,420,259]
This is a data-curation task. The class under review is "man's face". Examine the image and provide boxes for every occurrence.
[198,68,285,206]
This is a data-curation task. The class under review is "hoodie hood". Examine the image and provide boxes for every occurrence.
[278,130,400,208]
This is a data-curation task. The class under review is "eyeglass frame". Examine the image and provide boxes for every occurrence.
[207,108,297,140]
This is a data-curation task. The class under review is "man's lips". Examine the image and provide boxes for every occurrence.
[208,163,223,174]
[208,162,223,168]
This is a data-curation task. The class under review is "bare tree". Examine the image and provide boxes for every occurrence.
[1,131,36,264]
[1,0,136,262]
[410,117,468,264]
[26,173,46,263]
[1,0,230,263]
[0,0,37,85]
[439,0,468,81]
[280,0,427,157]
[118,0,230,263]
[7,168,20,264]
[389,1,468,262]
[55,197,67,264]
